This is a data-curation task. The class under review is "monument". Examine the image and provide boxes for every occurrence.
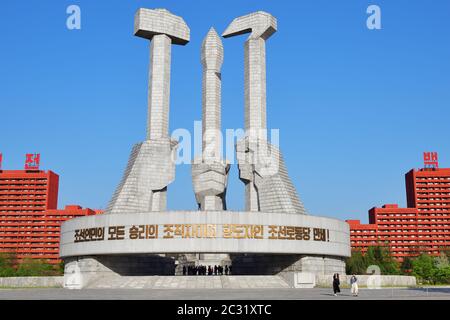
[60,8,351,288]
[106,8,189,214]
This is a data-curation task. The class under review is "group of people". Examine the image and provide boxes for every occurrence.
[182,265,232,276]
[332,273,359,297]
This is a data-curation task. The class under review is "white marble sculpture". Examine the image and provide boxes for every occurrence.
[106,9,190,213]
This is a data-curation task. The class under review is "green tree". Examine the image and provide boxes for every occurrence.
[365,245,400,275]
[412,254,435,284]
[0,252,17,277]
[345,245,402,275]
[438,247,450,261]
[15,258,55,277]
[346,250,368,274]
[432,266,450,284]
[58,261,65,275]
[411,253,450,284]
[400,257,413,274]
[433,253,450,284]
[434,252,449,269]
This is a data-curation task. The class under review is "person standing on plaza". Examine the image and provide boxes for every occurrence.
[350,274,358,296]
[333,273,341,296]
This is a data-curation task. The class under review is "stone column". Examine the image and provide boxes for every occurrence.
[147,34,171,140]
[245,38,267,136]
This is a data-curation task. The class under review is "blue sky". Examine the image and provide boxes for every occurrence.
[0,0,449,223]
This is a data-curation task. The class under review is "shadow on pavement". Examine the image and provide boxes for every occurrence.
[320,293,354,297]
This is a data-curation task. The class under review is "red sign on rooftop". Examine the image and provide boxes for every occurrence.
[423,152,438,169]
[25,153,40,170]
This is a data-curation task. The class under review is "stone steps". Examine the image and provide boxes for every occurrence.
[86,275,290,289]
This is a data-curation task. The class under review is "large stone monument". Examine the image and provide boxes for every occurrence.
[106,8,189,214]
[60,8,351,289]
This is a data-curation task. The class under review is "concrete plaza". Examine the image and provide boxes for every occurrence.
[0,287,449,300]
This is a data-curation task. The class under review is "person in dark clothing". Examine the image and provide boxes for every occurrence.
[229,265,232,275]
[333,273,341,296]
[214,265,218,275]
[225,265,229,275]
[183,266,186,275]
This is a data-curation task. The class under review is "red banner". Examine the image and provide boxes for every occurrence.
[423,152,438,168]
[25,153,40,170]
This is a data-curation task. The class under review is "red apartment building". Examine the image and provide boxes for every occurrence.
[347,205,420,260]
[405,167,450,256]
[347,153,450,261]
[0,154,101,264]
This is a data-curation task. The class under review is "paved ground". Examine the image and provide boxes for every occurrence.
[0,287,449,300]
[86,275,291,289]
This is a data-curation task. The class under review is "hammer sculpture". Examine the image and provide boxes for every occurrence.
[106,9,190,214]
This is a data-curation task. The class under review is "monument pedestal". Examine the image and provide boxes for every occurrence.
[63,255,176,288]
[230,254,345,276]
